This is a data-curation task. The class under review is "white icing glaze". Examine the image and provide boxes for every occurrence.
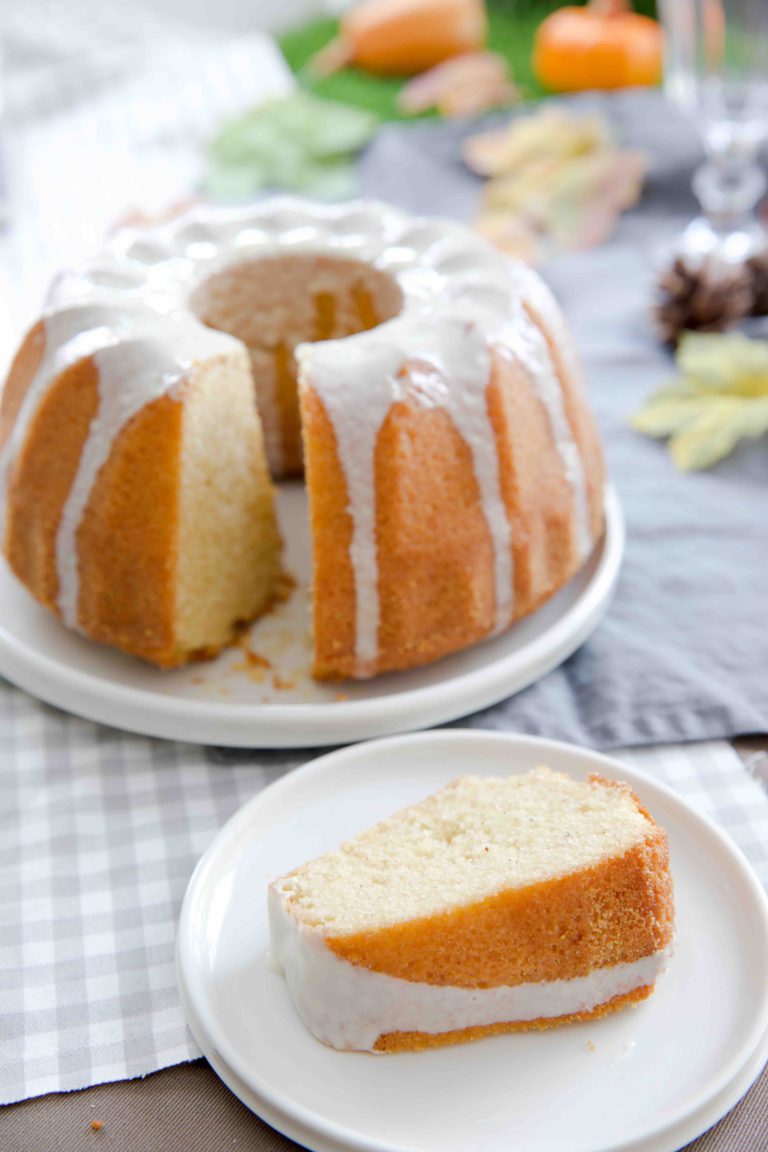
[495,307,592,562]
[56,341,182,627]
[297,306,513,665]
[1,199,592,659]
[510,268,593,560]
[268,884,669,1052]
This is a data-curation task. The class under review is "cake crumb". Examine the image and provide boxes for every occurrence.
[244,650,272,671]
[275,570,298,603]
[230,658,267,683]
[235,634,273,667]
[335,692,349,702]
[585,1040,596,1052]
[90,1120,104,1131]
[190,675,205,686]
[273,674,295,691]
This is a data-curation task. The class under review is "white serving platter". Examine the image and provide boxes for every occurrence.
[0,487,623,747]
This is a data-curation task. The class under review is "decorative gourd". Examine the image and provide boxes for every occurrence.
[533,0,662,93]
[312,0,488,78]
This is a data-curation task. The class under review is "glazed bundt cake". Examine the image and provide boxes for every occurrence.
[0,200,605,678]
[269,769,675,1051]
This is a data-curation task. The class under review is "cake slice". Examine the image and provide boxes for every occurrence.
[269,769,674,1052]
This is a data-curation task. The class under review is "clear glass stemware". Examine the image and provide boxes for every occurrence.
[659,0,768,263]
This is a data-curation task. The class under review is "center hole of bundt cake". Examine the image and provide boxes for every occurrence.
[190,253,403,477]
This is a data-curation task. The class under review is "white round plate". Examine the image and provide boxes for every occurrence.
[177,730,768,1152]
[0,488,622,747]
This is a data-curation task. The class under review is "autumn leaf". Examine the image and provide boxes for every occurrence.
[465,107,646,264]
[206,91,378,200]
[632,332,768,470]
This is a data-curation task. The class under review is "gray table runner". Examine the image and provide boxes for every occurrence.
[359,90,768,749]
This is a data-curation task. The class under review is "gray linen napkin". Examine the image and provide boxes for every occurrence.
[355,91,768,748]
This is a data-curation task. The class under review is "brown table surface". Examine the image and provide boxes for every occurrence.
[3,739,767,1152]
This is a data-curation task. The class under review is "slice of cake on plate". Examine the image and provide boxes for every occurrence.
[268,768,674,1052]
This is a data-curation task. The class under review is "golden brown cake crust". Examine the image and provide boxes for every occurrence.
[373,986,654,1052]
[305,382,499,680]
[328,835,672,986]
[4,355,101,611]
[488,347,577,621]
[526,302,606,545]
[374,395,497,674]
[300,385,358,676]
[75,388,184,665]
[0,320,46,453]
[326,780,674,988]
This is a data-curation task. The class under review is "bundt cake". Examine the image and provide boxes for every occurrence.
[269,768,675,1052]
[0,199,605,678]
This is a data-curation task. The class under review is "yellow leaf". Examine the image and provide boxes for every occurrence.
[464,108,608,178]
[630,393,720,438]
[677,332,768,397]
[633,333,768,469]
[670,397,768,471]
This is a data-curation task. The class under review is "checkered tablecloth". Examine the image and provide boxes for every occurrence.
[1,676,767,1105]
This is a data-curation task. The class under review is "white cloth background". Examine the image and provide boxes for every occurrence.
[0,0,295,366]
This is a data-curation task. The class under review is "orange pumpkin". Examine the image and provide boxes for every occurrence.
[533,0,662,93]
[313,0,488,77]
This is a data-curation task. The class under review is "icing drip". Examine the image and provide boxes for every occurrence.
[55,341,188,627]
[514,269,593,560]
[269,885,670,1052]
[2,316,119,465]
[297,305,513,673]
[404,348,513,637]
[496,304,592,563]
[0,309,126,543]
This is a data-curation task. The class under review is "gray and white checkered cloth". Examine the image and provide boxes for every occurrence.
[1,677,767,1105]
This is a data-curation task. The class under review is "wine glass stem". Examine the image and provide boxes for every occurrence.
[693,157,767,236]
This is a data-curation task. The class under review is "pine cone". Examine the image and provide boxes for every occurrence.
[653,256,753,347]
[746,249,768,316]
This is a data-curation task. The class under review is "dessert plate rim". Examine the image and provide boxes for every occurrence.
[0,488,623,747]
[176,729,768,1152]
[181,995,768,1152]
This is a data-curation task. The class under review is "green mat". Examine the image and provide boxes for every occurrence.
[278,0,659,122]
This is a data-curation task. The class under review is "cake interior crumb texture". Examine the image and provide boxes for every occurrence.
[175,348,282,657]
[279,768,658,936]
